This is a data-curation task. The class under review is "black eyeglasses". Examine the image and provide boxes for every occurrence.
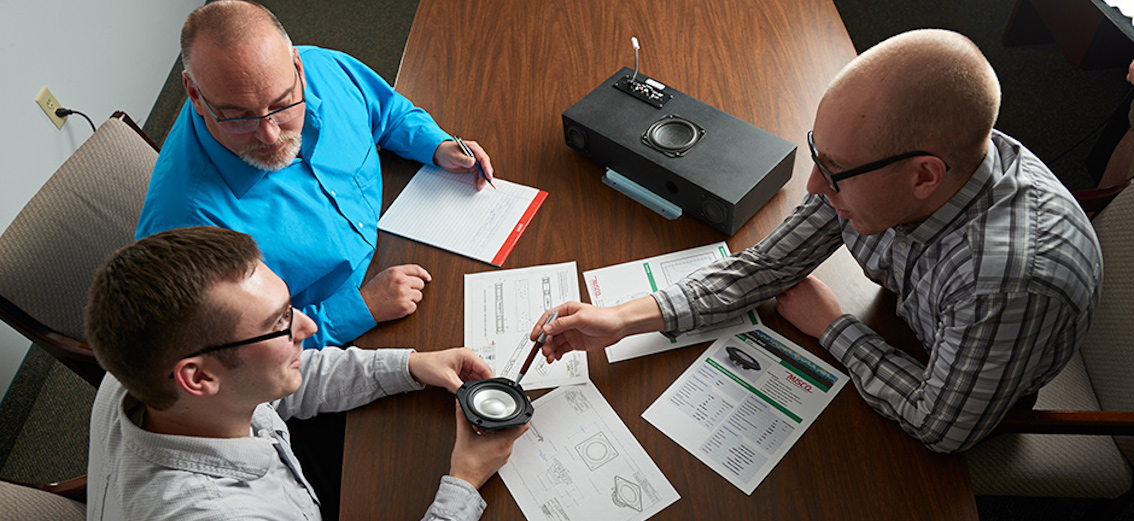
[182,305,294,360]
[807,131,948,193]
[192,62,305,134]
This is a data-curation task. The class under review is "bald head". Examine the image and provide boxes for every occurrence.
[822,29,1001,174]
[180,0,292,78]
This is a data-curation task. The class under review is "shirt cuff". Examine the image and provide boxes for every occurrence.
[820,313,874,364]
[412,128,453,167]
[318,285,379,348]
[652,285,695,334]
[372,348,425,395]
[424,476,486,521]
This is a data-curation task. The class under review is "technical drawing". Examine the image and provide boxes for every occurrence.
[611,475,643,512]
[565,386,592,414]
[575,432,618,471]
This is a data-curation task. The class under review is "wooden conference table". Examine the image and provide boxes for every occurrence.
[341,0,978,519]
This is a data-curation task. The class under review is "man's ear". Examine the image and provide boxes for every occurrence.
[171,357,222,398]
[182,70,205,117]
[911,156,949,200]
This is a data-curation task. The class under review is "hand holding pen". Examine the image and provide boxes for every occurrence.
[453,136,497,190]
[516,311,558,385]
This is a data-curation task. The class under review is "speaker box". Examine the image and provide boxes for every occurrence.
[563,67,796,235]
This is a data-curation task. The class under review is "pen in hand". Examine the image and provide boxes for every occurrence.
[454,136,497,190]
[515,310,559,385]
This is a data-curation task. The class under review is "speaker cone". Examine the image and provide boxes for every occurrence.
[456,377,534,430]
[642,114,705,158]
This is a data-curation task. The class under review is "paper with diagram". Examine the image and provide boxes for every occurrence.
[498,382,680,521]
[378,165,546,266]
[642,327,847,494]
[465,262,587,390]
[583,242,761,363]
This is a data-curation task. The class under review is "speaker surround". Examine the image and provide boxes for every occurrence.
[456,377,534,430]
[563,68,796,235]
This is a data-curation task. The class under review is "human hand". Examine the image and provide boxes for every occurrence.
[449,401,529,489]
[1127,59,1134,85]
[359,264,431,323]
[434,139,494,190]
[774,275,843,339]
[533,298,665,363]
[408,347,493,393]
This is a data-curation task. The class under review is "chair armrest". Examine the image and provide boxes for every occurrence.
[0,295,103,387]
[994,409,1134,436]
[110,111,160,152]
[2,476,86,503]
[1073,179,1132,217]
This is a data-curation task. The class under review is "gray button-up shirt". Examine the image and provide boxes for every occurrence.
[654,130,1102,453]
[88,347,486,520]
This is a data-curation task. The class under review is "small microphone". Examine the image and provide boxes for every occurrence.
[631,37,640,83]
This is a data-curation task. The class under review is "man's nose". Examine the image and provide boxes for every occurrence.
[254,116,282,143]
[805,164,833,196]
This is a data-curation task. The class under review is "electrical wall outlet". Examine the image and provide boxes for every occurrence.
[35,86,68,130]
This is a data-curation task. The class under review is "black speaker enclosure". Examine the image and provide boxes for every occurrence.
[563,68,796,235]
[456,377,534,431]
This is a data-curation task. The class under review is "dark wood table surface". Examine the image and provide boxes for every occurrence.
[340,0,978,519]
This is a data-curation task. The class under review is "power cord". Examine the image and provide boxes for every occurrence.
[54,107,96,133]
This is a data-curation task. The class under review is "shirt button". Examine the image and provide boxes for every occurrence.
[330,190,337,197]
[896,240,907,248]
[357,221,364,228]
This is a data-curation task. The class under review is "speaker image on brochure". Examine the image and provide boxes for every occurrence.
[563,67,796,235]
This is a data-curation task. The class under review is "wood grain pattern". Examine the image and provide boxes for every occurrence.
[340,1,978,519]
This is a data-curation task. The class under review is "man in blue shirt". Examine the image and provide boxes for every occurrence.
[137,0,494,347]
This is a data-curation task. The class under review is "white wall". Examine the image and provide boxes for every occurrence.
[0,0,202,397]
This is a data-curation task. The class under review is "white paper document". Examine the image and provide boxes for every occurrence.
[378,165,547,266]
[499,382,680,521]
[464,262,587,390]
[583,242,760,363]
[642,327,847,494]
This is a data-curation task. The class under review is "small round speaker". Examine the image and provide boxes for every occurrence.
[456,377,534,430]
[642,114,705,158]
[726,346,761,371]
[565,125,588,151]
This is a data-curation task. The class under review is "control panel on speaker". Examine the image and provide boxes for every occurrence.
[562,37,796,236]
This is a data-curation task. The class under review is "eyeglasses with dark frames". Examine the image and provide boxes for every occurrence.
[192,62,305,134]
[807,131,949,193]
[169,305,295,380]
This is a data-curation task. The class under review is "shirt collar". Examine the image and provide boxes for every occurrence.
[904,132,1003,245]
[119,395,282,481]
[192,83,325,199]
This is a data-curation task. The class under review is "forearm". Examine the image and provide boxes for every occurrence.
[655,194,843,334]
[275,347,423,420]
[421,476,486,521]
[821,292,1078,453]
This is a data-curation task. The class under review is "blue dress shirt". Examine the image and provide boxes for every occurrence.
[136,46,451,348]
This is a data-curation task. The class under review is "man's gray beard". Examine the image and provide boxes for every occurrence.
[239,132,302,172]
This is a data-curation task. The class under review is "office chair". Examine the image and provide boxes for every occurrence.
[0,111,158,387]
[966,183,1134,517]
[0,476,86,520]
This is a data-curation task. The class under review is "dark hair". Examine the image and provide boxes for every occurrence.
[85,226,260,409]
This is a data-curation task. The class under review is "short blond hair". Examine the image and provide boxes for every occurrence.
[827,29,1001,173]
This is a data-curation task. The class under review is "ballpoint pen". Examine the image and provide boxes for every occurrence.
[515,310,559,385]
[454,136,497,189]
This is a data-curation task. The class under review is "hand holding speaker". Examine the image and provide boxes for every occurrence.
[407,347,493,393]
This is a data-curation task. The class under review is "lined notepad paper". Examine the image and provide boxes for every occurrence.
[378,165,547,266]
